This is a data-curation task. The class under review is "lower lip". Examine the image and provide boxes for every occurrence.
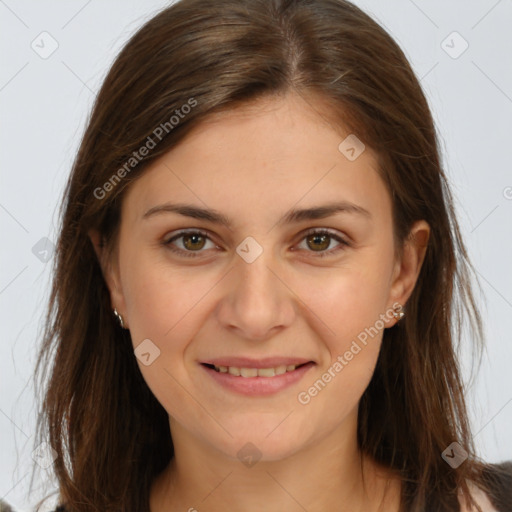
[200,362,315,396]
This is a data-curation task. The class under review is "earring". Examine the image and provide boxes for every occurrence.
[113,308,126,329]
[392,304,405,321]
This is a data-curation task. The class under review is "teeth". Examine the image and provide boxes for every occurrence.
[275,365,287,375]
[213,363,301,377]
[240,367,258,377]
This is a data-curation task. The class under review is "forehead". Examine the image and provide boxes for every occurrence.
[122,93,391,227]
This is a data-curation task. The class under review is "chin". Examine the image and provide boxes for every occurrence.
[218,437,305,465]
[202,417,313,464]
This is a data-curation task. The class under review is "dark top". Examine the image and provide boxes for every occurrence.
[18,461,512,511]
[480,461,512,511]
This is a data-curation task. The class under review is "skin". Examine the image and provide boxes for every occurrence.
[90,92,430,512]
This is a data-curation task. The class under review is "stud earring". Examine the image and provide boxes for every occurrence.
[113,308,126,329]
[392,304,405,321]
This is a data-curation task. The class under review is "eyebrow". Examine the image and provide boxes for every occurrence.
[142,201,371,227]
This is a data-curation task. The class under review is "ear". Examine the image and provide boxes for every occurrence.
[386,220,430,323]
[88,228,127,323]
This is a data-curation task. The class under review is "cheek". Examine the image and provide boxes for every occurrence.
[291,247,394,415]
[119,253,218,421]
[295,254,394,351]
[120,247,217,342]
[294,272,389,425]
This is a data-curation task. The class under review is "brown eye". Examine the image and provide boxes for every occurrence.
[306,233,331,251]
[296,229,350,257]
[163,229,216,257]
[182,233,206,251]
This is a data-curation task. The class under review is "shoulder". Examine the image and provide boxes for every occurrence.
[459,482,499,512]
[459,461,512,512]
[480,461,512,511]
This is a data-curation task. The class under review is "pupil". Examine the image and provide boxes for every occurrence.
[184,234,205,250]
[308,234,329,251]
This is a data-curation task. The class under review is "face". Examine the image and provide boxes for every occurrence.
[96,92,428,462]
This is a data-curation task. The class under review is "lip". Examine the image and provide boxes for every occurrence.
[200,356,314,368]
[200,360,316,396]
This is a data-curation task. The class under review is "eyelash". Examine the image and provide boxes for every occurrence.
[162,228,350,259]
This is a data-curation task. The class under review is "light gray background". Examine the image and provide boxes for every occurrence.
[1,1,511,510]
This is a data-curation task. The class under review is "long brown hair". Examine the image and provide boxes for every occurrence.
[32,0,494,510]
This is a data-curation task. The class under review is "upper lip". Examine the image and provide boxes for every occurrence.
[200,357,314,368]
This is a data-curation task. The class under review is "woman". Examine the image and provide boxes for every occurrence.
[30,0,511,511]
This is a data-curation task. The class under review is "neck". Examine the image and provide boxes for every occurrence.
[150,409,401,512]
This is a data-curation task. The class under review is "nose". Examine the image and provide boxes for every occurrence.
[216,249,296,341]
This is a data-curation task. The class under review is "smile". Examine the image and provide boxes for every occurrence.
[208,363,306,377]
[200,361,315,396]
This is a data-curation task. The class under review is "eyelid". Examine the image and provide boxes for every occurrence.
[163,228,219,257]
[299,227,349,243]
[294,227,350,257]
[163,228,212,243]
[162,227,350,258]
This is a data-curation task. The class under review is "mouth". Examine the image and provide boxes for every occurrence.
[199,359,316,396]
[201,361,311,377]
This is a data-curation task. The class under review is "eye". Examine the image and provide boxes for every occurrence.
[162,228,350,259]
[295,228,350,257]
[163,229,217,257]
